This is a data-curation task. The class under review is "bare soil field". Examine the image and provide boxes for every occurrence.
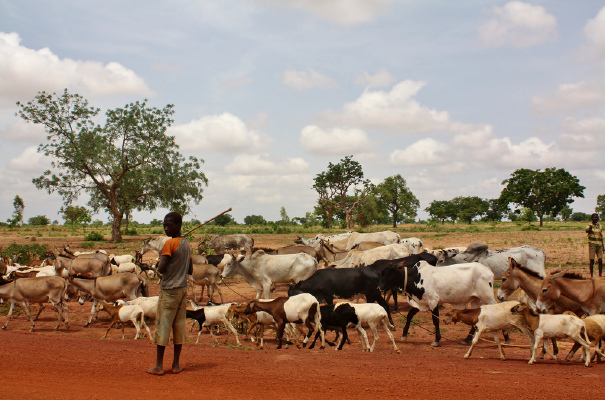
[1,229,604,400]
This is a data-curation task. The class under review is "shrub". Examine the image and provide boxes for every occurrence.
[84,231,104,241]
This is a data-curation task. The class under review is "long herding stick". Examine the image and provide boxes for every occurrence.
[183,207,232,237]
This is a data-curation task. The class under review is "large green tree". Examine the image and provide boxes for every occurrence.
[425,200,455,224]
[313,156,374,229]
[17,89,208,242]
[450,196,489,224]
[500,167,585,226]
[375,174,419,228]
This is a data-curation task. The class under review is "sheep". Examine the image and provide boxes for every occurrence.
[462,301,534,360]
[335,302,400,354]
[97,302,152,340]
[188,263,223,303]
[115,296,159,320]
[109,254,135,265]
[511,303,591,366]
[186,303,241,346]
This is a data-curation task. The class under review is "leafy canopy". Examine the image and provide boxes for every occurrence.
[500,167,585,226]
[16,89,208,242]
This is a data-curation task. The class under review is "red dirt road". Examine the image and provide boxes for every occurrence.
[2,277,605,400]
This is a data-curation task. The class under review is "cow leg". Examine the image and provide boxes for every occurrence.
[461,326,476,345]
[85,300,99,327]
[402,307,420,341]
[430,307,441,346]
[1,302,14,330]
[34,303,45,320]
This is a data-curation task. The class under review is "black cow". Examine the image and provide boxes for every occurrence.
[288,267,394,325]
[308,303,359,350]
[366,252,438,311]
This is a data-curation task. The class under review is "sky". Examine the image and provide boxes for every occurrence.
[1,0,604,224]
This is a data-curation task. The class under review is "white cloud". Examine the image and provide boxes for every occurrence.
[225,154,309,175]
[581,6,605,62]
[169,112,272,154]
[318,81,478,134]
[300,125,375,155]
[389,138,449,167]
[478,1,557,48]
[532,81,605,114]
[281,68,337,91]
[0,119,47,143]
[558,117,605,151]
[6,146,50,174]
[354,68,395,88]
[0,32,155,107]
[258,0,392,26]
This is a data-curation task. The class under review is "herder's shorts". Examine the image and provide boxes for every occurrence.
[153,286,188,346]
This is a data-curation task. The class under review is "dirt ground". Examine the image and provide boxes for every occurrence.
[1,230,604,400]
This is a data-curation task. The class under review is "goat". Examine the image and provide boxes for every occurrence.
[98,302,152,340]
[511,303,591,366]
[308,303,359,350]
[244,293,324,349]
[188,263,223,303]
[335,302,400,354]
[444,308,510,345]
[115,296,159,320]
[462,301,534,360]
[564,315,605,363]
[185,303,241,345]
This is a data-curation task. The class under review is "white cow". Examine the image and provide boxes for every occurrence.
[399,237,424,254]
[378,261,497,346]
[294,232,353,251]
[328,231,401,252]
[437,242,546,279]
[222,250,318,299]
[141,236,170,255]
[328,244,409,268]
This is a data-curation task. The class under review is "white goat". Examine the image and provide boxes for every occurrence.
[463,301,534,360]
[336,302,400,354]
[511,304,591,367]
[98,302,152,340]
[115,296,159,320]
[186,302,241,346]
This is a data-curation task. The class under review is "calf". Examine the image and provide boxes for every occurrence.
[336,302,400,354]
[511,304,591,366]
[98,302,152,340]
[308,303,359,350]
[244,293,324,349]
[186,303,241,346]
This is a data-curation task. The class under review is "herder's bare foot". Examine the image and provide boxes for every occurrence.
[147,367,164,376]
[171,366,184,374]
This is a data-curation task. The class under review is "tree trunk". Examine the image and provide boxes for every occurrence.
[345,210,354,230]
[111,212,123,242]
[539,215,543,226]
[325,211,333,229]
[392,213,397,228]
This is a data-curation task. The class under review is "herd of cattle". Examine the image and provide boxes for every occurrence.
[1,230,605,366]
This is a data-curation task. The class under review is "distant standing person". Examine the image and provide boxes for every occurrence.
[586,213,603,277]
[147,211,192,375]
